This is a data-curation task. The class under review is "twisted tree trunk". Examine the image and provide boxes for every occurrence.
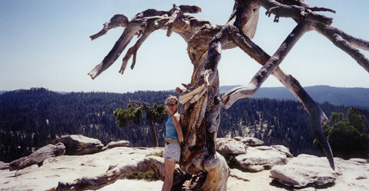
[58,0,369,190]
[147,120,158,147]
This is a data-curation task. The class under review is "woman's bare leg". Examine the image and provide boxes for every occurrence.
[162,159,176,191]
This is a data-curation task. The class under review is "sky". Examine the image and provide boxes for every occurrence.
[1,0,368,93]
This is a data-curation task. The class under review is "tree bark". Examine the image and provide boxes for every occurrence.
[148,119,159,147]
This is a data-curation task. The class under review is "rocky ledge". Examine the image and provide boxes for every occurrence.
[0,135,368,191]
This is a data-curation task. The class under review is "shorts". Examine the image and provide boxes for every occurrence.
[163,142,181,162]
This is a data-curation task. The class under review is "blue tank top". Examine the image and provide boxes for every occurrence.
[165,116,178,141]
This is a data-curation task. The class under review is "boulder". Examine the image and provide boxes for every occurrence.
[54,134,103,155]
[0,146,164,191]
[216,138,247,155]
[235,146,288,172]
[0,161,9,170]
[271,145,293,157]
[234,136,264,146]
[9,142,65,171]
[271,154,369,189]
[103,140,130,150]
[270,154,337,187]
[330,157,369,191]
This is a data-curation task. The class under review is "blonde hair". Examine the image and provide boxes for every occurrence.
[165,95,178,105]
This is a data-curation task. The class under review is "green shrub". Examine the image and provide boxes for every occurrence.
[225,154,241,169]
[146,151,163,157]
[315,107,369,159]
[126,170,159,181]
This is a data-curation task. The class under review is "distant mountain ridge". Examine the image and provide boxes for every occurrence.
[1,86,368,108]
[220,85,369,109]
[2,86,368,108]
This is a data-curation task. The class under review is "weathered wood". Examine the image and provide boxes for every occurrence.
[314,24,369,73]
[120,32,152,73]
[261,0,333,24]
[89,14,129,40]
[222,21,313,108]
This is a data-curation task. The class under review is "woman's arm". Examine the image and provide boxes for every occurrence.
[172,114,183,144]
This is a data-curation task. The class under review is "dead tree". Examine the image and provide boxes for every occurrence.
[80,0,369,190]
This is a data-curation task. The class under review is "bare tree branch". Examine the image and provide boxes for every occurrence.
[222,21,312,108]
[314,24,369,73]
[88,5,204,80]
[88,24,139,79]
[119,32,152,75]
[90,14,129,41]
[260,0,333,24]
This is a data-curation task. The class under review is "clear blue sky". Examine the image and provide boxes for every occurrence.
[1,0,368,93]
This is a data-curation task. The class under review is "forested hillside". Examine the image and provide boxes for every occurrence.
[0,88,368,162]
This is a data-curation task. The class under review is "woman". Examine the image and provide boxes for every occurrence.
[162,95,183,191]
